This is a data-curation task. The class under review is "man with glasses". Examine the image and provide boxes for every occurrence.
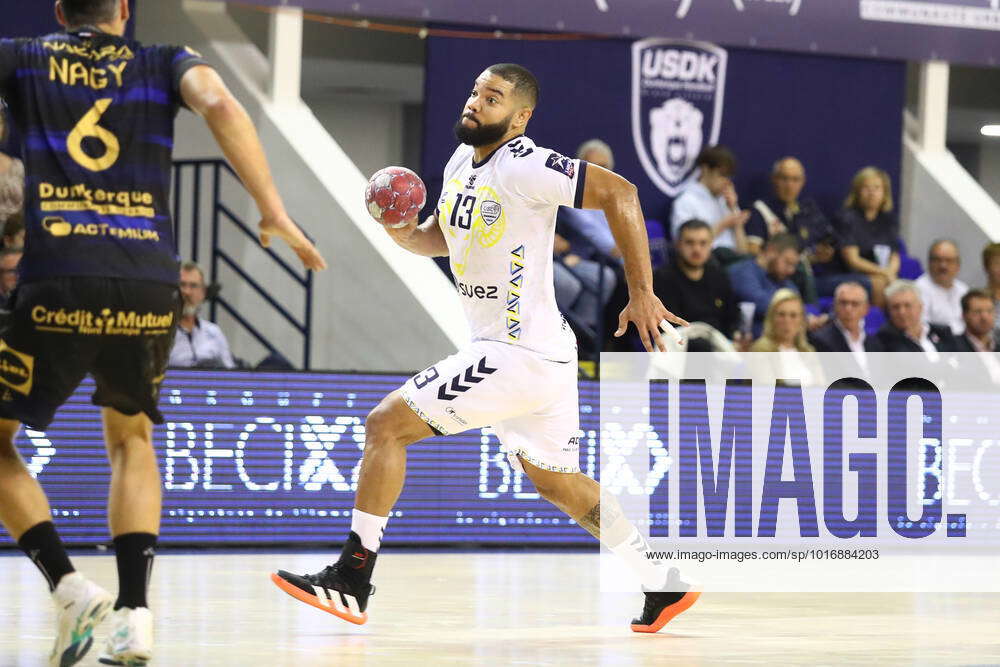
[916,239,968,335]
[168,261,235,369]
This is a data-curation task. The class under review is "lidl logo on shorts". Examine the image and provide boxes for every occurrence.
[631,38,728,197]
[0,341,34,395]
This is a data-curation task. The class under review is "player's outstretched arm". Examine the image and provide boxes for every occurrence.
[180,65,326,271]
[384,214,448,257]
[581,165,688,352]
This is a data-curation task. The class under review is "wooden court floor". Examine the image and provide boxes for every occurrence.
[1,551,998,665]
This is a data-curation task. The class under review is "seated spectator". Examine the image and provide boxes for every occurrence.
[2,210,23,249]
[168,261,235,369]
[837,167,900,308]
[553,234,616,343]
[875,280,957,355]
[0,114,23,227]
[750,288,815,353]
[727,233,801,337]
[915,239,968,335]
[808,282,882,374]
[653,219,742,348]
[558,139,622,262]
[981,242,1000,328]
[956,289,997,352]
[0,246,20,303]
[670,145,750,259]
[748,157,866,298]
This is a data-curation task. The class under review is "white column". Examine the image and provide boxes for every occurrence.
[917,60,949,153]
[268,6,303,104]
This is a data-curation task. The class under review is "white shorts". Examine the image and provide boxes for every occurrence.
[399,340,581,473]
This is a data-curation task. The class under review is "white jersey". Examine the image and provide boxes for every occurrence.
[435,135,586,363]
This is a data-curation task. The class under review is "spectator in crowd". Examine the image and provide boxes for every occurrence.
[747,157,864,298]
[728,233,801,337]
[2,210,23,249]
[808,281,882,362]
[876,280,957,354]
[0,113,23,227]
[553,234,616,342]
[0,246,20,303]
[653,219,743,348]
[168,261,235,369]
[915,239,968,335]
[750,288,815,353]
[557,139,622,262]
[670,145,750,259]
[837,167,901,308]
[956,289,997,352]
[981,242,1000,327]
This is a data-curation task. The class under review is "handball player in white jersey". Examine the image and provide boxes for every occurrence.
[271,63,699,632]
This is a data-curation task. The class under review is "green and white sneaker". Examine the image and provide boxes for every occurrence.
[50,572,114,667]
[97,607,153,666]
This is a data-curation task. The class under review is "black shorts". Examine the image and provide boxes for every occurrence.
[0,277,180,430]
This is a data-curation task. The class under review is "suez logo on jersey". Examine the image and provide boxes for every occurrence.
[631,38,727,198]
[457,282,499,300]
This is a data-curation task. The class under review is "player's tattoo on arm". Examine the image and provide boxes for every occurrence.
[577,502,602,539]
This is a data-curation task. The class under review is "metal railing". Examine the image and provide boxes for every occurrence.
[171,159,313,368]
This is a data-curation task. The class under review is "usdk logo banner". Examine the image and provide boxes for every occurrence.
[600,352,1000,593]
[631,39,727,198]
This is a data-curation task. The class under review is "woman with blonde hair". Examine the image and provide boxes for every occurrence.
[751,288,815,352]
[836,166,901,307]
[750,288,823,386]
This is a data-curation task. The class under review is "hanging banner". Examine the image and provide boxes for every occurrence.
[631,39,727,198]
[240,0,1000,65]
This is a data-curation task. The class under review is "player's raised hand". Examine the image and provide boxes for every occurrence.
[258,213,327,271]
[614,291,689,353]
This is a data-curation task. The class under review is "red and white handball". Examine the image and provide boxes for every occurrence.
[364,166,427,228]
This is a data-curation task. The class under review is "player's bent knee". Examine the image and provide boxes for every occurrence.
[365,391,434,448]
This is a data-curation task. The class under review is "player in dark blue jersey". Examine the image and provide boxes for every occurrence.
[0,1,326,665]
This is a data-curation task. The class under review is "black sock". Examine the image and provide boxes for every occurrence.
[18,521,75,592]
[113,532,157,610]
[335,531,377,585]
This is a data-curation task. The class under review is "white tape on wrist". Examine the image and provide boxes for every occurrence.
[659,318,685,345]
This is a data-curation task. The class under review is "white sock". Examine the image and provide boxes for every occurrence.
[606,524,668,591]
[351,509,388,552]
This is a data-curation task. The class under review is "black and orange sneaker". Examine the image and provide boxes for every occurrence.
[270,532,376,625]
[630,568,701,633]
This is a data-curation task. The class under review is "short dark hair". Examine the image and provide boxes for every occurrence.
[60,0,118,25]
[677,219,712,239]
[962,288,994,314]
[695,145,737,176]
[765,232,801,254]
[486,63,539,108]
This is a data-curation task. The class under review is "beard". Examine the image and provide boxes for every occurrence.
[453,112,513,147]
[182,301,200,318]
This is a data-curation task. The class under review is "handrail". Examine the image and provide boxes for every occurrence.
[171,159,313,368]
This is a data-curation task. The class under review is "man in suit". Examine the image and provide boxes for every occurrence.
[956,289,997,352]
[809,281,882,353]
[876,280,957,355]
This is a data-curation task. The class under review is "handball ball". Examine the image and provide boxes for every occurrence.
[364,166,427,228]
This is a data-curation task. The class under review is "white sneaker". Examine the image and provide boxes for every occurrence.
[97,607,153,666]
[50,572,114,667]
